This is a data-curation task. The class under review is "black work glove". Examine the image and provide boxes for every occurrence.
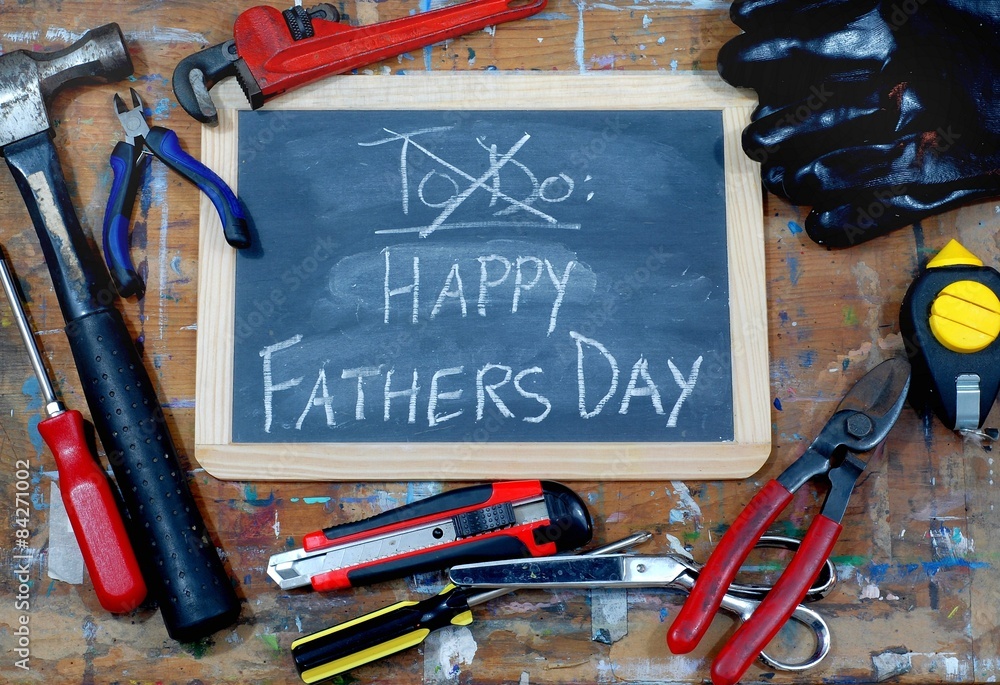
[718,0,1000,247]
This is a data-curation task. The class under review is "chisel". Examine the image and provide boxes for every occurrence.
[268,480,593,592]
[0,251,145,613]
[290,532,651,683]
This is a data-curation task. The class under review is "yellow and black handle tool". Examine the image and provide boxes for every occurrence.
[900,239,1000,432]
[289,532,651,684]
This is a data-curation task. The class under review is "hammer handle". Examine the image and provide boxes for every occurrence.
[65,309,240,640]
[4,131,240,642]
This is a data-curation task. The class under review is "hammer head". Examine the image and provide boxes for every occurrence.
[0,24,133,149]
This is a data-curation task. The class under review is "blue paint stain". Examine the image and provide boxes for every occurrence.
[31,484,48,510]
[161,399,196,408]
[420,0,434,71]
[866,563,890,583]
[243,484,276,507]
[773,397,783,411]
[153,97,173,120]
[302,496,332,504]
[842,358,850,372]
[778,310,789,327]
[798,350,816,368]
[659,607,670,623]
[170,255,183,276]
[244,574,252,585]
[21,377,46,456]
[787,256,801,285]
[787,221,804,235]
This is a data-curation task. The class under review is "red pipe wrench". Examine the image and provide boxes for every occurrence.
[173,0,546,124]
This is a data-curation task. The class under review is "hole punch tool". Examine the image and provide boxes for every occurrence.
[668,357,911,685]
[900,239,1000,435]
[172,0,549,125]
[268,480,593,591]
[289,532,651,683]
[103,87,251,298]
[450,535,837,674]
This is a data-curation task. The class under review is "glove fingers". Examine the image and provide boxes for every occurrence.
[806,185,1000,246]
[785,131,997,203]
[742,89,885,171]
[717,9,894,91]
[731,0,879,34]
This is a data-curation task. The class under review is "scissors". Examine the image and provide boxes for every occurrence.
[449,534,837,673]
[669,357,911,685]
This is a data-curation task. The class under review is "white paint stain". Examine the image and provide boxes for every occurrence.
[150,163,169,340]
[519,673,529,685]
[574,0,587,73]
[665,533,690,557]
[928,526,975,559]
[872,650,912,681]
[642,14,652,27]
[668,481,701,526]
[860,582,881,600]
[425,625,478,682]
[272,511,281,538]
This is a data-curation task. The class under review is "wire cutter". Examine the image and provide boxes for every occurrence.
[449,534,837,673]
[668,357,911,685]
[102,88,251,298]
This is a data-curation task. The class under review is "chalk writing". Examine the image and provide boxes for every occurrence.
[361,127,585,237]
[235,109,734,443]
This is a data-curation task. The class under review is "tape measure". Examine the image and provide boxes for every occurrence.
[900,239,1000,432]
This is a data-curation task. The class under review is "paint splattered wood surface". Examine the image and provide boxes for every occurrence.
[0,1,998,683]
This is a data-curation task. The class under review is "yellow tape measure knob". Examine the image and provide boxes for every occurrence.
[929,280,1000,353]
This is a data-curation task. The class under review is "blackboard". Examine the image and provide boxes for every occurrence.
[194,74,769,480]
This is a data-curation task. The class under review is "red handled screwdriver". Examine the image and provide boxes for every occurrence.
[0,252,146,613]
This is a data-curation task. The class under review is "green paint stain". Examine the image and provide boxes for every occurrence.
[777,520,807,538]
[180,638,212,658]
[303,496,332,504]
[259,634,281,652]
[830,555,869,567]
[683,531,701,542]
[843,306,859,325]
[947,606,960,619]
[244,483,258,501]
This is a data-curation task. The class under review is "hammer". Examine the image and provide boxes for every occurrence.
[0,25,240,641]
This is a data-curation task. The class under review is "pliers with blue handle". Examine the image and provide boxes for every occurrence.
[103,88,251,298]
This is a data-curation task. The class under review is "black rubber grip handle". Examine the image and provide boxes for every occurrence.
[65,308,240,641]
[345,536,532,588]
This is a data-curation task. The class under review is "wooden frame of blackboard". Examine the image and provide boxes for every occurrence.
[194,73,769,481]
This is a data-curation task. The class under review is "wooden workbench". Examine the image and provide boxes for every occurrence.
[0,1,997,683]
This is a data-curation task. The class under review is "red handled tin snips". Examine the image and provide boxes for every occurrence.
[173,0,547,125]
[668,357,911,685]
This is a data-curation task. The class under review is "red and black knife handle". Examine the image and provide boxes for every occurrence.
[304,480,592,553]
[668,479,794,654]
[710,514,842,685]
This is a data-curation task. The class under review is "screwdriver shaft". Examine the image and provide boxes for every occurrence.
[0,254,58,409]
